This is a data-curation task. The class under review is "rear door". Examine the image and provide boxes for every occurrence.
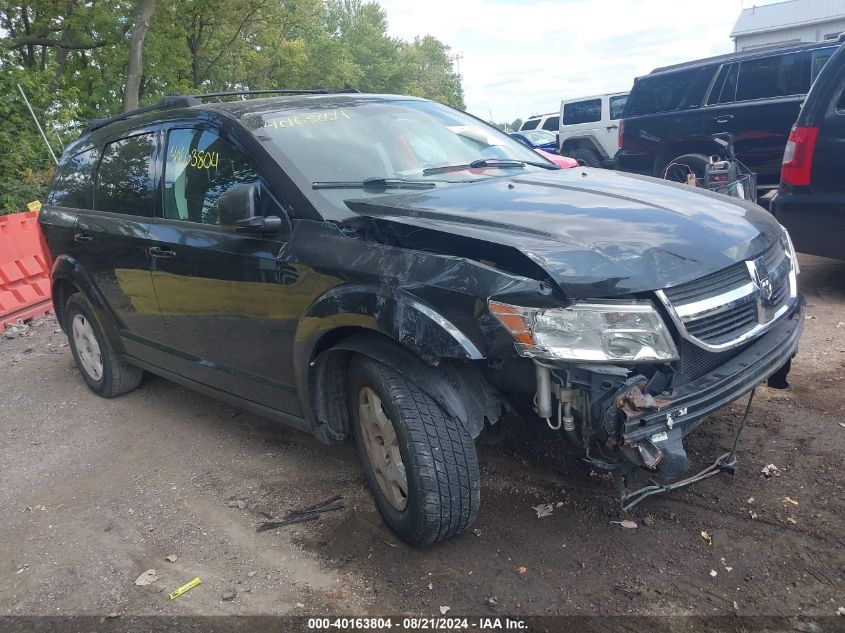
[145,124,300,414]
[703,50,809,186]
[76,129,169,354]
[605,94,628,154]
[561,98,603,151]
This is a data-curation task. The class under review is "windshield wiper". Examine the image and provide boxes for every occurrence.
[312,177,436,190]
[422,158,526,176]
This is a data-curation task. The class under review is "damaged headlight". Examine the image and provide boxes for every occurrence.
[489,299,678,362]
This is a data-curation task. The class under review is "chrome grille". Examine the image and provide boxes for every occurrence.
[657,240,796,351]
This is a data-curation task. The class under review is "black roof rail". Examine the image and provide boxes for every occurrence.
[83,95,201,134]
[190,87,362,100]
[81,88,361,135]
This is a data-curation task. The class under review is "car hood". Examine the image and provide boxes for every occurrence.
[344,168,783,298]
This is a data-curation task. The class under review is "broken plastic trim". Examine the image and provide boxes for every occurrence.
[619,388,756,511]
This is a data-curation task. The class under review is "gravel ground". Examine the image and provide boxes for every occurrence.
[1,254,843,620]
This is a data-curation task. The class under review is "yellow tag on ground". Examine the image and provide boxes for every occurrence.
[26,200,42,212]
[168,577,201,600]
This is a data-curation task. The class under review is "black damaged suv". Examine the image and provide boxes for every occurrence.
[41,91,804,545]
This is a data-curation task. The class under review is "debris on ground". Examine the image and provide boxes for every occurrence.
[439,606,450,615]
[837,607,845,616]
[611,520,638,529]
[221,588,237,601]
[642,515,655,527]
[485,596,499,608]
[472,529,482,537]
[164,554,178,563]
[515,566,527,575]
[168,577,201,600]
[701,531,713,545]
[532,503,554,518]
[247,571,257,578]
[134,569,159,586]
[3,321,29,339]
[98,613,120,624]
[427,583,433,590]
[710,570,718,578]
[786,517,797,524]
[256,495,344,532]
[783,497,799,506]
[761,464,782,478]
[227,500,247,510]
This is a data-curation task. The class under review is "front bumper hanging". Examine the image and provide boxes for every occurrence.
[618,389,756,511]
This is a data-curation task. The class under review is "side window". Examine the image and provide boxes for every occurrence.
[717,63,739,104]
[541,117,559,131]
[95,134,155,216]
[563,99,602,125]
[609,95,628,120]
[49,149,97,209]
[163,128,259,225]
[521,119,539,130]
[626,66,716,116]
[811,47,837,83]
[736,52,804,101]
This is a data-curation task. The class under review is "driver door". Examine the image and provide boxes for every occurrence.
[145,125,301,414]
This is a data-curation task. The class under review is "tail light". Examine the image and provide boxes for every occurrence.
[781,126,819,187]
[618,119,625,149]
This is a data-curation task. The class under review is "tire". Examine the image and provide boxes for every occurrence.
[348,356,480,546]
[567,147,601,167]
[64,292,143,398]
[661,153,709,183]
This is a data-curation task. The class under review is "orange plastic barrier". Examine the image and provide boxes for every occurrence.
[0,210,52,328]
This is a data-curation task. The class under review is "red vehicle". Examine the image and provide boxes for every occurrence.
[536,149,578,168]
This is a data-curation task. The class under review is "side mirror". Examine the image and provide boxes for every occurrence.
[219,182,258,226]
[218,182,285,235]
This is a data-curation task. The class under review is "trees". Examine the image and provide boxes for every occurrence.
[0,0,466,213]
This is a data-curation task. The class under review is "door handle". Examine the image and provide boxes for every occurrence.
[73,233,93,243]
[714,115,734,124]
[606,124,618,130]
[148,246,176,258]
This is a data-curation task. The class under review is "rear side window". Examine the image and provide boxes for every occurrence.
[521,119,539,130]
[563,99,601,125]
[811,46,838,83]
[625,66,716,116]
[163,128,259,225]
[49,149,97,209]
[95,134,155,216]
[609,95,627,119]
[736,52,804,101]
[541,117,559,131]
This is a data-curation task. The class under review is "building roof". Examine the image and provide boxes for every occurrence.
[731,0,845,37]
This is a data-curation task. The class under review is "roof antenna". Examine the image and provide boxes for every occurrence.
[17,83,58,165]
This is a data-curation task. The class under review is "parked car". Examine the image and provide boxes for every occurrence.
[535,148,578,169]
[510,129,558,152]
[518,112,558,132]
[772,35,845,260]
[616,41,839,191]
[557,92,628,168]
[41,91,803,546]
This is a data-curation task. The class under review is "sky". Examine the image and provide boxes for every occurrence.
[378,0,779,123]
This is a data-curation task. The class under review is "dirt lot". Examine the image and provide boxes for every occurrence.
[1,254,843,621]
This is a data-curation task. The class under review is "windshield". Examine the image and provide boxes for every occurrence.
[519,130,556,145]
[244,98,551,220]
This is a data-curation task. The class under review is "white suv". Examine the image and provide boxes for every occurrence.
[557,92,628,167]
[518,112,559,133]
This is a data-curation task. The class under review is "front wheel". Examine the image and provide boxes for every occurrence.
[349,356,480,545]
[661,153,709,183]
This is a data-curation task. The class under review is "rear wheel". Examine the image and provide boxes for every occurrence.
[65,293,143,397]
[568,147,601,167]
[349,356,480,545]
[661,153,709,183]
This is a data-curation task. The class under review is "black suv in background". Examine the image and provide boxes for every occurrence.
[616,40,840,190]
[773,35,845,260]
[40,92,803,545]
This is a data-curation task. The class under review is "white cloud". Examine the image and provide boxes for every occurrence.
[378,0,753,122]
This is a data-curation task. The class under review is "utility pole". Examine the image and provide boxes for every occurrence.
[17,84,58,165]
[453,52,463,76]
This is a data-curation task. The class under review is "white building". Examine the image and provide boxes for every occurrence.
[731,0,845,51]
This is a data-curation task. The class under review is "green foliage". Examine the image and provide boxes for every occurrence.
[0,0,464,214]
